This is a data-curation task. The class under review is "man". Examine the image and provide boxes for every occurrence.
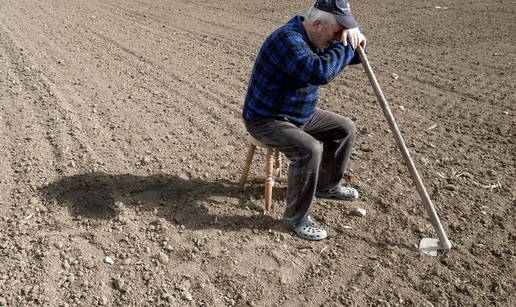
[242,0,366,241]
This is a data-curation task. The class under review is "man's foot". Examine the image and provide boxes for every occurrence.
[288,216,327,241]
[315,185,359,200]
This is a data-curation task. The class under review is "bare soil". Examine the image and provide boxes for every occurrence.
[0,0,514,306]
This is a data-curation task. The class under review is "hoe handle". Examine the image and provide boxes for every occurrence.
[357,46,451,251]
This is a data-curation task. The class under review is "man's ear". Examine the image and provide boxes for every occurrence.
[313,19,322,30]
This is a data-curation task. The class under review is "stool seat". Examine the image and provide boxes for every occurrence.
[247,134,267,148]
[239,134,284,212]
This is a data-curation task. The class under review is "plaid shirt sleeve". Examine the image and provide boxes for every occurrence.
[275,31,356,85]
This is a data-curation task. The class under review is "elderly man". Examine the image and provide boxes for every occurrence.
[242,0,366,240]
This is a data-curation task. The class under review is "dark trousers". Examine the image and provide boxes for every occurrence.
[244,108,356,225]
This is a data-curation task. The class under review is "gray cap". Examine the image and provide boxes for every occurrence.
[314,0,358,29]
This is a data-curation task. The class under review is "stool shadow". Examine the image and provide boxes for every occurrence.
[39,172,285,232]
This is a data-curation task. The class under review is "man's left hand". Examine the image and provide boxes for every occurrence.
[341,28,366,49]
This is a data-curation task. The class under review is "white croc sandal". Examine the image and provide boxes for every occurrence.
[292,216,327,241]
[315,185,359,200]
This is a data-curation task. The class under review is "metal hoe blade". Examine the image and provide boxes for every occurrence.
[357,46,452,255]
[419,238,441,256]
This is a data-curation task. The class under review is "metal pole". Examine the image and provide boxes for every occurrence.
[357,46,451,251]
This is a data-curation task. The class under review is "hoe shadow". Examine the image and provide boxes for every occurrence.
[40,172,286,232]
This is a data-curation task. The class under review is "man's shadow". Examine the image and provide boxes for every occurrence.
[40,172,285,232]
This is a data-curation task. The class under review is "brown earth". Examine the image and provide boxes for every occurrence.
[0,0,514,306]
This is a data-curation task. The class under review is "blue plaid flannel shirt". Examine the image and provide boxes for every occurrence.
[243,15,361,126]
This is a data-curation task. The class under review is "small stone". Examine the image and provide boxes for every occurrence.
[359,144,371,152]
[352,208,367,217]
[113,278,129,292]
[99,296,108,305]
[24,285,34,295]
[0,297,7,306]
[104,256,114,265]
[84,260,95,269]
[67,274,76,283]
[164,245,174,252]
[491,248,503,257]
[157,252,169,264]
[29,197,39,205]
[428,265,442,276]
[141,156,151,165]
[162,293,175,303]
[449,222,461,231]
[181,290,193,301]
[122,258,132,266]
[443,184,456,191]
[37,204,48,213]
[54,242,64,249]
[178,172,189,181]
[280,274,290,285]
[177,279,191,292]
[113,201,125,210]
[392,72,399,80]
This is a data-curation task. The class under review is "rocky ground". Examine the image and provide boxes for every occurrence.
[0,0,514,306]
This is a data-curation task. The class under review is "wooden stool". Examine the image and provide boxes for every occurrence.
[239,135,284,212]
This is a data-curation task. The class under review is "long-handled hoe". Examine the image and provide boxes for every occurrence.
[357,46,452,256]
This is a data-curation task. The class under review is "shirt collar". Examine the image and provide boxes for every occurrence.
[294,15,317,50]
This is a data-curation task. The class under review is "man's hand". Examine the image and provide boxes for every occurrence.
[341,28,366,49]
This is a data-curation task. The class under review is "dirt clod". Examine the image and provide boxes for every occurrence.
[352,208,367,217]
[103,256,114,265]
[156,251,169,264]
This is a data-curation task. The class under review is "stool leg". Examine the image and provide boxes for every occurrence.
[239,144,256,191]
[274,149,283,181]
[265,148,274,212]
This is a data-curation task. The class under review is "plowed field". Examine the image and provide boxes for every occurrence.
[0,0,514,306]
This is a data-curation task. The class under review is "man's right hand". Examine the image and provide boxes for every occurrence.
[341,28,366,49]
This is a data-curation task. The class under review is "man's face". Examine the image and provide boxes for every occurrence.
[312,20,344,49]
